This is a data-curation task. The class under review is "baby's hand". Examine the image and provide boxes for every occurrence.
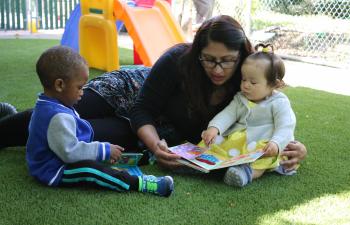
[109,144,124,164]
[263,141,279,157]
[201,127,219,146]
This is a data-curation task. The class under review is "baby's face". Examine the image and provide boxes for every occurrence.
[59,67,89,107]
[240,59,274,103]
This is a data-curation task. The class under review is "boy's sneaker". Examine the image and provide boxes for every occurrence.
[223,164,253,187]
[0,103,17,119]
[139,175,174,197]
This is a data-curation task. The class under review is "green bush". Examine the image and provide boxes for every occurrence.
[259,0,350,18]
[262,0,314,15]
[314,0,350,19]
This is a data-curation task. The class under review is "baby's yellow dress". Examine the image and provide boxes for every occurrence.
[198,101,280,170]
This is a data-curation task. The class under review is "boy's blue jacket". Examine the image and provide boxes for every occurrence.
[26,94,111,186]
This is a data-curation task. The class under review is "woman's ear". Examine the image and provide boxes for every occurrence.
[54,79,65,92]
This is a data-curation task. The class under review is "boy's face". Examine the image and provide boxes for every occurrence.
[58,67,89,107]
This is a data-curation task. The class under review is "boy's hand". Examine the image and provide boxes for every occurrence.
[201,127,219,146]
[109,144,124,164]
[263,141,279,157]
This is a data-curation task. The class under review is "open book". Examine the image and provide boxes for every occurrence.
[168,142,264,173]
[110,153,144,176]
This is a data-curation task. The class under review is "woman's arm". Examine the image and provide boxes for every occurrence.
[130,47,183,132]
[130,46,187,169]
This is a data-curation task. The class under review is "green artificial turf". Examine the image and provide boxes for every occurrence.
[0,39,349,225]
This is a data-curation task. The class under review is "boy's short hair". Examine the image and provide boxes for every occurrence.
[36,46,88,89]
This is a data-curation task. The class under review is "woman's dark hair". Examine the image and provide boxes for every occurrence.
[178,15,254,120]
[250,43,285,88]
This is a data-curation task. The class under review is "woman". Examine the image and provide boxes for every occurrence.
[0,15,306,172]
[129,15,306,172]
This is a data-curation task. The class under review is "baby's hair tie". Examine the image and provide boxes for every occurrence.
[254,43,274,53]
[262,47,269,53]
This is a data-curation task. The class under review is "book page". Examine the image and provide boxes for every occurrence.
[169,142,206,160]
[215,151,264,169]
[169,142,264,172]
[169,143,224,171]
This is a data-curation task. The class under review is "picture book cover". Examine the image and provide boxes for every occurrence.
[168,142,264,173]
[110,153,144,176]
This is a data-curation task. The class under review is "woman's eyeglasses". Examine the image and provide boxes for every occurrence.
[199,56,238,69]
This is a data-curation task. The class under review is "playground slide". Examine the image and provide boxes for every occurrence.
[62,0,185,70]
[114,0,186,66]
[60,4,81,52]
[61,4,124,53]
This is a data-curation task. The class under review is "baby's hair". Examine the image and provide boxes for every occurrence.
[248,43,285,88]
[36,46,88,89]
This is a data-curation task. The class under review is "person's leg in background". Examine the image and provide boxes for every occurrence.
[0,102,17,118]
[179,0,215,39]
[0,88,108,149]
[88,117,140,152]
[192,0,215,24]
[0,89,138,150]
[75,88,140,151]
[0,109,32,148]
[74,88,116,120]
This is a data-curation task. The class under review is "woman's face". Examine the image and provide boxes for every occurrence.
[200,41,240,86]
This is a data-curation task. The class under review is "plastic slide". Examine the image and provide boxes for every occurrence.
[79,0,120,71]
[62,0,185,70]
[134,0,172,8]
[60,4,81,52]
[114,0,185,66]
[61,4,123,53]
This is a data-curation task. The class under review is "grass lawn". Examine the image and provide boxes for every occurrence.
[0,39,350,225]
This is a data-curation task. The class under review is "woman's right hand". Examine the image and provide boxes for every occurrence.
[136,125,183,170]
[153,139,183,169]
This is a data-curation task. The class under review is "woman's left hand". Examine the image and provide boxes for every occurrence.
[280,141,307,171]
